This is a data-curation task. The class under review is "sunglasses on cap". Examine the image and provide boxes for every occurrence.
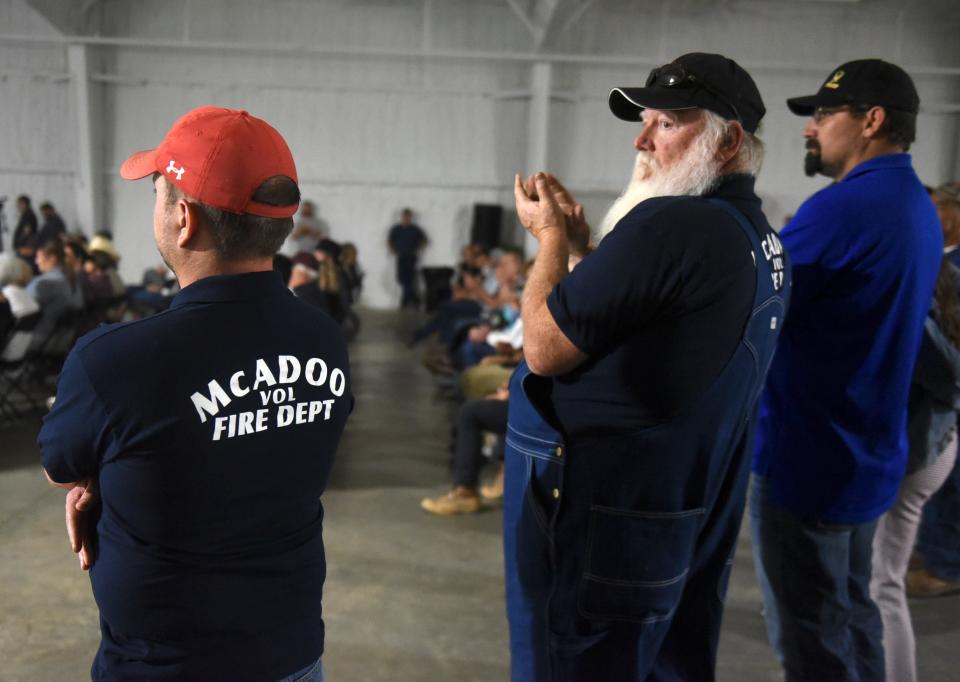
[645,63,742,124]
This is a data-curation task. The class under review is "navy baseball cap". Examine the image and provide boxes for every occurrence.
[609,52,766,133]
[786,59,919,116]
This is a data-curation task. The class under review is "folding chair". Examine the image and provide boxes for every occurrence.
[0,311,42,421]
[26,307,85,392]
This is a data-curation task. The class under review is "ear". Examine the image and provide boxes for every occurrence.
[861,106,887,140]
[176,199,204,249]
[716,121,745,167]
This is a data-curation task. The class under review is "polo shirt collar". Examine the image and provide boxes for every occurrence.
[710,173,759,204]
[842,153,913,183]
[169,270,289,309]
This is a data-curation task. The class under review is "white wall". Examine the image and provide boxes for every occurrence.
[0,0,76,238]
[2,0,959,306]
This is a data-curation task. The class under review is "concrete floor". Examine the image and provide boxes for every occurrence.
[1,308,958,681]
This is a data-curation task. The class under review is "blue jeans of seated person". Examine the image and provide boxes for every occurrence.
[460,340,496,369]
[277,657,324,682]
[917,454,960,581]
[754,477,884,682]
[452,398,508,488]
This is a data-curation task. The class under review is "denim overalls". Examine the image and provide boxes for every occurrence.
[503,200,790,681]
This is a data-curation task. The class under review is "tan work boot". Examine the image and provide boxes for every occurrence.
[905,567,960,598]
[480,463,504,502]
[421,489,482,515]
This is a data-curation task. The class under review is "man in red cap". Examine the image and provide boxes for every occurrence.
[39,106,352,682]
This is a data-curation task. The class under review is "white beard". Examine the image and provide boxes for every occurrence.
[597,127,724,239]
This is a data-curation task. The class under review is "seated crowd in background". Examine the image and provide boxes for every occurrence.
[416,242,529,515]
[273,233,364,334]
[2,194,362,421]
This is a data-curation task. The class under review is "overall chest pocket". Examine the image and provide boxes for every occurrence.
[506,424,565,533]
[578,506,704,624]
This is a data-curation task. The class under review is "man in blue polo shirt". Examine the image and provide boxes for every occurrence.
[387,208,427,309]
[751,60,942,682]
[40,106,351,681]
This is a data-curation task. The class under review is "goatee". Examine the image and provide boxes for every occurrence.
[804,151,821,178]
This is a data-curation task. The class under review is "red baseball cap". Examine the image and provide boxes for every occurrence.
[120,106,299,218]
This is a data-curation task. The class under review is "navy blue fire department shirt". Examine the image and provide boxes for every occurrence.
[39,271,352,681]
[546,175,775,436]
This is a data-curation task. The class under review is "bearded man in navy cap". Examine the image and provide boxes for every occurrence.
[751,60,942,682]
[505,53,791,681]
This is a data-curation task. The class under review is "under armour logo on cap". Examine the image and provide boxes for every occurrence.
[165,160,185,181]
[119,106,300,218]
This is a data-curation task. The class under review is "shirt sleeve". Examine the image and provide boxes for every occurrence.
[912,316,960,408]
[779,191,847,314]
[547,206,683,357]
[39,348,116,483]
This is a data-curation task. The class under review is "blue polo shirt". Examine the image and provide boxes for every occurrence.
[753,154,942,524]
[40,271,352,681]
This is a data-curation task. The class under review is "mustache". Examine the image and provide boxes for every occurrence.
[805,140,820,153]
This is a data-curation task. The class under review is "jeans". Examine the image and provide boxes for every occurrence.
[917,450,960,581]
[277,656,324,682]
[459,340,496,369]
[396,253,419,307]
[748,474,783,663]
[753,475,884,682]
[452,398,508,488]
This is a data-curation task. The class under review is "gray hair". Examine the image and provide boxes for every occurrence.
[0,253,32,287]
[701,109,764,176]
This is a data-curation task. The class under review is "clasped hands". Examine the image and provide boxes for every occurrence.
[513,172,590,256]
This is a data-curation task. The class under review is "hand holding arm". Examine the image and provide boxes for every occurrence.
[45,471,100,570]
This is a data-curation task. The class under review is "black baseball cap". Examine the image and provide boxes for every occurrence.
[608,52,766,133]
[786,59,919,116]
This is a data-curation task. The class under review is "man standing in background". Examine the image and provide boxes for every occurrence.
[13,194,38,258]
[34,201,67,246]
[751,60,942,682]
[388,207,426,309]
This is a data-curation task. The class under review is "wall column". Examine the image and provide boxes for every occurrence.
[524,60,552,255]
[68,43,101,235]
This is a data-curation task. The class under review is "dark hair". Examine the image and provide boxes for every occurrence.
[90,250,115,271]
[16,195,30,206]
[164,176,299,260]
[37,239,65,263]
[95,229,114,240]
[878,108,916,150]
[935,257,960,349]
[64,240,88,261]
[39,201,54,212]
[848,104,916,151]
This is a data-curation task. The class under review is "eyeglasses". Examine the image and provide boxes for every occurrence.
[645,63,741,123]
[811,104,871,123]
